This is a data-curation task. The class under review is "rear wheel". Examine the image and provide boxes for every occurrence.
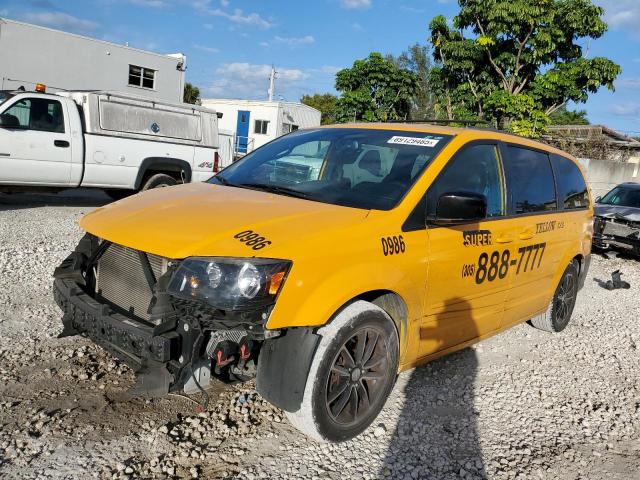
[530,261,579,333]
[286,301,399,442]
[141,173,178,191]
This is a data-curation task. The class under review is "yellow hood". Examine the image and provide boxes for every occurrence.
[80,182,368,259]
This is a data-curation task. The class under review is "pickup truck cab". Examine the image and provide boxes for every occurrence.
[0,88,223,195]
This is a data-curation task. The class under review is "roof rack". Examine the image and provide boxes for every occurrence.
[386,118,493,127]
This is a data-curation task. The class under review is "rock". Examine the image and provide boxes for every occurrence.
[374,425,387,438]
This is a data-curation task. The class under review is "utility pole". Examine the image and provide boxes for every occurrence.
[267,66,278,102]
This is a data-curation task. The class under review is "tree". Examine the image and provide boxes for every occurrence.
[428,0,620,137]
[334,53,420,122]
[183,82,201,105]
[549,107,589,125]
[301,93,339,125]
[388,44,434,119]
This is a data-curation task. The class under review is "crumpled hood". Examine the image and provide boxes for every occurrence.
[595,204,640,223]
[80,182,368,259]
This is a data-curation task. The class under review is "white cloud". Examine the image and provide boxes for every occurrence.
[611,102,640,117]
[208,63,310,98]
[340,0,371,10]
[352,22,364,31]
[22,12,99,31]
[203,23,213,29]
[400,5,426,13]
[191,1,274,29]
[618,78,640,88]
[220,0,230,6]
[595,0,640,30]
[323,65,342,74]
[274,35,315,47]
[193,43,220,53]
[259,41,270,47]
[211,8,273,28]
[129,0,170,7]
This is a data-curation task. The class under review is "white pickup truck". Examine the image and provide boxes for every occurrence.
[0,88,226,197]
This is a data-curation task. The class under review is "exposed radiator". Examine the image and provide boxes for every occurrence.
[96,243,167,322]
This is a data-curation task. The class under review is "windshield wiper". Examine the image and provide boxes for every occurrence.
[238,182,312,200]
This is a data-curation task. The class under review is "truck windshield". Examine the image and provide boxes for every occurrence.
[210,128,452,210]
[599,187,640,208]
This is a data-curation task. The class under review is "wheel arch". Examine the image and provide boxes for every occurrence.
[134,157,192,189]
[353,290,408,360]
[256,292,407,414]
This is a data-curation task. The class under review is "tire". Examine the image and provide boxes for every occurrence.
[286,300,399,443]
[141,173,178,191]
[530,261,579,333]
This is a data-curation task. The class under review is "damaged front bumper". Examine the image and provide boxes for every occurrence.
[52,235,270,397]
[593,216,640,254]
[53,278,178,395]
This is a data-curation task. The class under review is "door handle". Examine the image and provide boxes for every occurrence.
[495,235,514,244]
[519,230,535,240]
[0,153,9,156]
[54,140,70,148]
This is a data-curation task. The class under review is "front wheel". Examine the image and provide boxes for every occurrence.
[530,261,579,333]
[286,301,399,442]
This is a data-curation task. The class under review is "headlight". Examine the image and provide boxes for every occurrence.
[167,257,291,311]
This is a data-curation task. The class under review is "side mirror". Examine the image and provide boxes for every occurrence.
[594,196,601,204]
[432,192,487,225]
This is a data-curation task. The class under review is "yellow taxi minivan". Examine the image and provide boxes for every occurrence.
[53,123,593,442]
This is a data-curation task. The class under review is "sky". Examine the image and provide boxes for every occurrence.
[1,0,640,135]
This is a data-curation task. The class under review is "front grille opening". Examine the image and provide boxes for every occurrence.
[95,243,168,322]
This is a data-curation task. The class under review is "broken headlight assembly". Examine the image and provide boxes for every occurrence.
[167,257,291,310]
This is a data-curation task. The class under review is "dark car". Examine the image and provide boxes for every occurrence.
[593,182,640,256]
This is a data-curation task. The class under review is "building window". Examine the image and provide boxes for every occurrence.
[254,119,269,135]
[128,65,156,89]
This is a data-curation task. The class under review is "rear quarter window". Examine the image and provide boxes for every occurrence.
[503,146,557,214]
[551,155,590,209]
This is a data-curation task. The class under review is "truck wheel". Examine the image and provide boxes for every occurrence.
[286,301,399,442]
[530,261,579,333]
[141,173,177,191]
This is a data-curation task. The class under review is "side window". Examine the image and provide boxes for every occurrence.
[2,98,65,133]
[427,144,505,218]
[551,155,589,209]
[503,146,556,214]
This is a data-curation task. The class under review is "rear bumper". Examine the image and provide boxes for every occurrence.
[53,278,177,372]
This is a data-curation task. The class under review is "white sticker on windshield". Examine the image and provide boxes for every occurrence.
[387,136,440,147]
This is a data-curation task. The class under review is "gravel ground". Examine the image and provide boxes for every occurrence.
[0,191,639,480]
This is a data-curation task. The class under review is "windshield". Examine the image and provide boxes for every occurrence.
[599,186,640,208]
[210,128,452,210]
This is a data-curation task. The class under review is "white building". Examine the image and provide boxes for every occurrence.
[0,17,186,103]
[201,98,321,158]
